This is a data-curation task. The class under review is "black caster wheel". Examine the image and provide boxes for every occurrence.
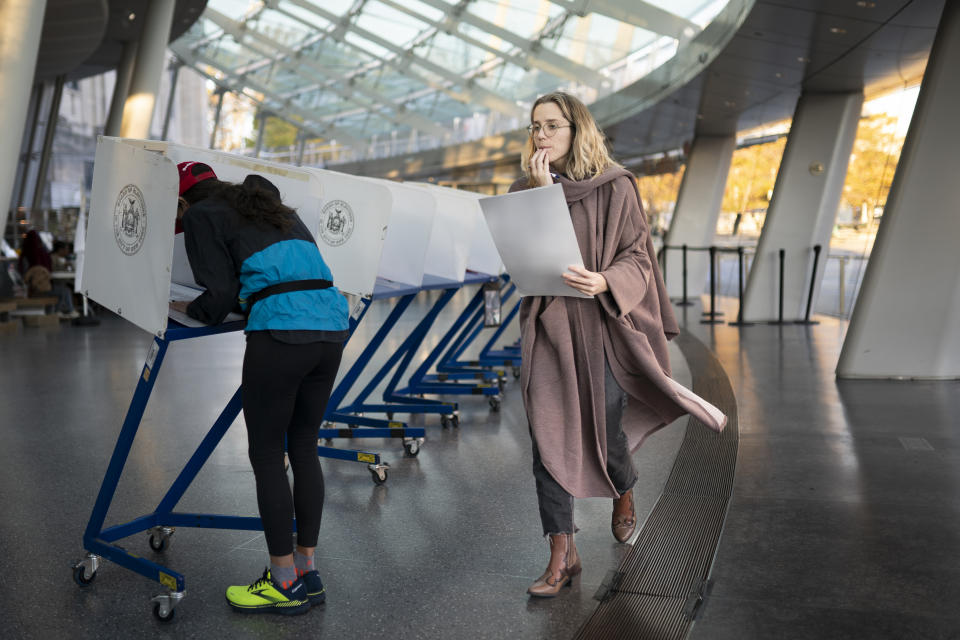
[153,602,176,623]
[403,440,421,456]
[148,534,168,552]
[370,467,388,485]
[440,414,450,429]
[512,366,520,379]
[450,413,460,428]
[73,564,96,587]
[488,396,501,411]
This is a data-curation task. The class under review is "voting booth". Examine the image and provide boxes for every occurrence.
[81,137,391,337]
[324,179,508,427]
[74,137,521,621]
[73,138,405,621]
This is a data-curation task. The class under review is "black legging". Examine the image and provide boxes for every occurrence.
[241,331,344,557]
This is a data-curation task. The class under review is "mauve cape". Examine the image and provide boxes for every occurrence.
[510,167,726,499]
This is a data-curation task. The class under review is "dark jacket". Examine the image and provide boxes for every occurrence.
[182,187,349,339]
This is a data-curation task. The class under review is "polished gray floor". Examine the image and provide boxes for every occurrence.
[681,299,960,640]
[3,288,959,639]
[0,287,687,639]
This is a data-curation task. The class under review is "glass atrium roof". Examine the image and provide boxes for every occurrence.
[170,0,730,159]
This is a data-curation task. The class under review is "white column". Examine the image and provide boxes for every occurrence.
[837,1,960,379]
[741,91,863,322]
[0,0,47,241]
[663,135,735,299]
[104,40,139,137]
[119,0,176,139]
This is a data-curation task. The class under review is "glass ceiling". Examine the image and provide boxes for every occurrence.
[169,0,730,160]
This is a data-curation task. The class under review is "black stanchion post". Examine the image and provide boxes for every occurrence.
[797,244,822,325]
[776,249,786,324]
[701,245,724,324]
[729,245,754,326]
[677,243,693,306]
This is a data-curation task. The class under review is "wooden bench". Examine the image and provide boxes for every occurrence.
[0,296,61,328]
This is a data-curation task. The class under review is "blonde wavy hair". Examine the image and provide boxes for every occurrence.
[521,92,620,184]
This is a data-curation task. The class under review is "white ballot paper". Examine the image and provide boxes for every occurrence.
[168,282,244,328]
[479,183,590,298]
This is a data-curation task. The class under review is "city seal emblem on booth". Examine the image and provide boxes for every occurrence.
[318,199,355,247]
[113,184,147,256]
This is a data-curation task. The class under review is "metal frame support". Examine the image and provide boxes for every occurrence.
[254,110,268,158]
[31,75,65,214]
[14,82,44,211]
[296,132,307,166]
[209,88,225,149]
[160,62,182,141]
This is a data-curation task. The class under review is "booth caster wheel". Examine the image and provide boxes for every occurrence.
[440,413,460,429]
[403,437,424,456]
[148,526,175,552]
[512,366,520,379]
[72,554,100,586]
[488,395,502,411]
[368,462,389,485]
[151,591,184,623]
[387,412,394,420]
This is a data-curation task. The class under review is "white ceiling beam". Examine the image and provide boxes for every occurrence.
[553,0,701,40]
[279,0,526,119]
[204,8,450,137]
[375,0,535,74]
[171,44,365,146]
[414,0,603,86]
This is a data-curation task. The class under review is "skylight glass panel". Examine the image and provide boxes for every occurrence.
[466,0,561,40]
[421,31,493,75]
[359,2,431,45]
[343,31,393,60]
[206,0,258,17]
[175,0,735,162]
[394,0,447,23]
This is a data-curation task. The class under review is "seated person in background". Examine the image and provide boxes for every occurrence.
[18,229,77,319]
[51,240,73,272]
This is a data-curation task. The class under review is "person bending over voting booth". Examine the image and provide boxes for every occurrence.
[171,161,346,614]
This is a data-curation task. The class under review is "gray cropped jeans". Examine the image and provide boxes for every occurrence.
[530,361,637,536]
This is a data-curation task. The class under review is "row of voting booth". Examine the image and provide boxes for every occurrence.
[73,137,522,621]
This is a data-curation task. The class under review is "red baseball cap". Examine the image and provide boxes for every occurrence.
[177,161,218,196]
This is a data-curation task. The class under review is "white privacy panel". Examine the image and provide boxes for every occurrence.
[300,168,390,298]
[80,137,179,336]
[419,185,503,276]
[118,139,388,298]
[365,178,435,287]
[408,183,476,282]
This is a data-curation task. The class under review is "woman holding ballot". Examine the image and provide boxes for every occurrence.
[511,92,726,598]
[170,162,349,615]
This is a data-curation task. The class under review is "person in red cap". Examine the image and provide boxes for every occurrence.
[173,162,218,233]
[172,160,349,615]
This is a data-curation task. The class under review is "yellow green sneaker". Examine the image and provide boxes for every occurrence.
[225,568,310,615]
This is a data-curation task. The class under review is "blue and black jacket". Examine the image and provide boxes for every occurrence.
[182,182,349,342]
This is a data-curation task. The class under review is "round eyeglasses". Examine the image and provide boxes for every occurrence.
[526,122,572,137]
